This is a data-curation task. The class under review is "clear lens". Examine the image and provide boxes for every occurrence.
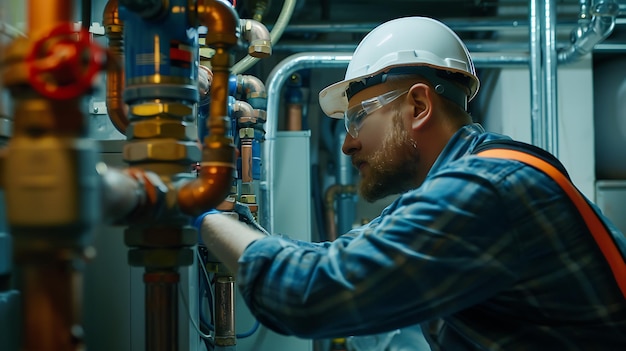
[344,89,408,138]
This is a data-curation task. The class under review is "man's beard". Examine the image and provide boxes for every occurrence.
[359,111,420,202]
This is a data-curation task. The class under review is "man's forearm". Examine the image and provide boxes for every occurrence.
[200,214,265,273]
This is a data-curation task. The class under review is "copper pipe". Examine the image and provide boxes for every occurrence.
[324,184,356,241]
[233,100,254,184]
[178,0,239,216]
[241,139,253,183]
[103,0,129,134]
[178,158,234,216]
[286,102,302,131]
[18,256,85,351]
[28,0,73,37]
[144,271,179,351]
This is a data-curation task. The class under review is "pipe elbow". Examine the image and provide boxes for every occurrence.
[104,0,123,29]
[236,74,268,108]
[589,1,619,39]
[177,143,236,216]
[559,1,618,63]
[233,100,254,119]
[177,165,234,216]
[240,19,272,58]
[196,0,240,48]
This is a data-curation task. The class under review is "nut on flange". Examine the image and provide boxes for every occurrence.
[123,140,201,163]
[128,248,194,268]
[127,119,197,140]
[130,102,193,118]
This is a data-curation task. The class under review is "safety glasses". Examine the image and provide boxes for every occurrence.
[344,89,409,138]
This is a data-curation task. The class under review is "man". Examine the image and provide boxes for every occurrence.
[198,16,626,350]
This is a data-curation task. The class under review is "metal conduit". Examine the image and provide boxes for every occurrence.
[530,0,544,149]
[260,52,351,232]
[544,0,559,156]
[532,0,559,155]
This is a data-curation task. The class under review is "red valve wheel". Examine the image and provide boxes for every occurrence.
[26,23,106,100]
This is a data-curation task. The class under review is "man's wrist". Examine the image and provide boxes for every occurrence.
[194,209,220,232]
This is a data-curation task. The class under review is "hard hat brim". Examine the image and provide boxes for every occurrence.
[318,63,479,119]
[318,79,351,119]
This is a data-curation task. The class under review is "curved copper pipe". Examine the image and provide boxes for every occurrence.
[178,0,239,216]
[103,0,129,134]
[178,158,234,216]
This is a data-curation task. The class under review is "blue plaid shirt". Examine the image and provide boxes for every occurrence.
[237,124,626,350]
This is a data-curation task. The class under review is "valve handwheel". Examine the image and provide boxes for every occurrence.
[26,23,106,100]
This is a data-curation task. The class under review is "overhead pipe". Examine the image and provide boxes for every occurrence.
[558,0,619,63]
[267,18,581,35]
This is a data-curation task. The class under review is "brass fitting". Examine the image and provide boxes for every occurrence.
[239,127,255,139]
[123,140,201,163]
[240,19,272,58]
[126,119,197,140]
[239,194,256,204]
[130,102,193,118]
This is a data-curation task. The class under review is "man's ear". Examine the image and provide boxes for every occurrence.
[408,83,433,130]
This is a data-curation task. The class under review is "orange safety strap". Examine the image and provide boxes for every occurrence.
[477,148,626,299]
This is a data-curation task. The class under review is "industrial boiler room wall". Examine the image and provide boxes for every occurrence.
[477,58,596,199]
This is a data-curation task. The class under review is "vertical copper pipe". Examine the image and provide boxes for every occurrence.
[144,271,179,351]
[18,257,85,351]
[286,102,303,131]
[28,0,73,37]
[208,65,230,134]
[240,139,253,183]
[103,0,129,134]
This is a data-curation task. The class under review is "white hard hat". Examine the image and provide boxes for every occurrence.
[319,16,480,118]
